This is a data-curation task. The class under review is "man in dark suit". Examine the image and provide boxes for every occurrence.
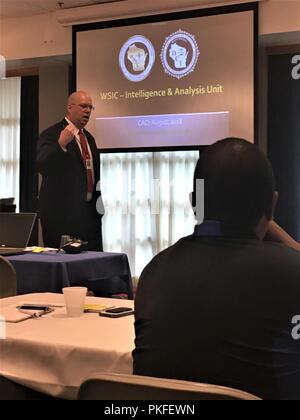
[37,91,103,251]
[133,138,300,400]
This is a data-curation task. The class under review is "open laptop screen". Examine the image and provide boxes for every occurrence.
[0,213,36,248]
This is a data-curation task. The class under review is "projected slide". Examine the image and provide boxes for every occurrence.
[76,9,254,150]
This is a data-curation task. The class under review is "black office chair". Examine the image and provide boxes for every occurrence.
[78,372,261,400]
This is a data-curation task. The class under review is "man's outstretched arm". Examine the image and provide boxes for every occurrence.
[266,221,300,251]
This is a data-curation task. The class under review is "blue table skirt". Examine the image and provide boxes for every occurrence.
[8,251,133,299]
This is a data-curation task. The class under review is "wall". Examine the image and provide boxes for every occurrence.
[0,13,71,61]
[0,0,299,62]
[258,0,300,151]
[39,63,69,132]
[37,62,69,245]
[260,0,300,36]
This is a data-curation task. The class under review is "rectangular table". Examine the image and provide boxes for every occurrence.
[0,293,135,399]
[8,251,133,299]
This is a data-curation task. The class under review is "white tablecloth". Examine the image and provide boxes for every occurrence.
[0,293,135,399]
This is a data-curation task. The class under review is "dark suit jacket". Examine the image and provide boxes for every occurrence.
[133,233,300,400]
[37,119,103,247]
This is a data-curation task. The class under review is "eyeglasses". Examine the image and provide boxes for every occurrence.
[71,103,95,111]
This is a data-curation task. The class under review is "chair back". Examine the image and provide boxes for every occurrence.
[0,256,17,298]
[78,372,261,400]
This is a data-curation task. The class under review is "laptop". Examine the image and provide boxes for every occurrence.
[0,213,36,256]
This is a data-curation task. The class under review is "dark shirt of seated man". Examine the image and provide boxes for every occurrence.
[133,138,300,400]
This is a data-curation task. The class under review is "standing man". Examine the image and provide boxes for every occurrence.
[37,91,103,251]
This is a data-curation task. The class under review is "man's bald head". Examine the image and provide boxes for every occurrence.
[66,91,94,129]
[67,91,92,107]
[193,138,276,231]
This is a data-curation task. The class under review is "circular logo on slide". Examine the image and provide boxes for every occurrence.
[119,35,155,82]
[160,30,200,79]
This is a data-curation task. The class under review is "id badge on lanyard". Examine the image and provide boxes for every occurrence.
[86,159,92,170]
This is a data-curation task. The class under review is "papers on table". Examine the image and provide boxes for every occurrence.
[25,247,58,253]
[84,304,113,313]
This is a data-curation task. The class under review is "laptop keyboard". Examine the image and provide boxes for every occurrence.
[0,248,25,256]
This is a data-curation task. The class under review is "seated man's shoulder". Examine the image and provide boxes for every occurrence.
[258,241,300,290]
[139,236,193,278]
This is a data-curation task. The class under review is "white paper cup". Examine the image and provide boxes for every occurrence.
[63,287,87,317]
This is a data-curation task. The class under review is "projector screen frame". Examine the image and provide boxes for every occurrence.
[73,1,258,153]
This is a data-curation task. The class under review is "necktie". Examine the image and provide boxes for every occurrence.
[78,130,94,193]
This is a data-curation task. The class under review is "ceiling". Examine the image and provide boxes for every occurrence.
[0,0,125,18]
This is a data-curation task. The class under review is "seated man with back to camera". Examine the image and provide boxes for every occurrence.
[133,137,300,400]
